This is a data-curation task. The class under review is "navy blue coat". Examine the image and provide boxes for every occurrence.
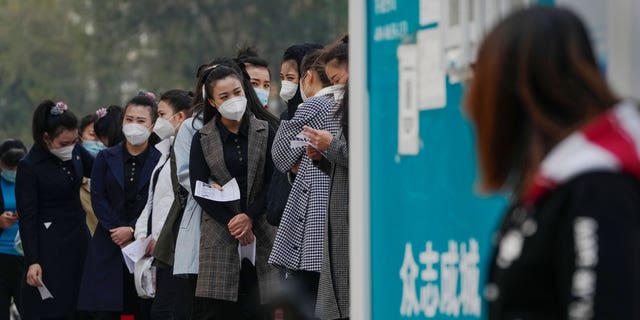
[77,142,160,311]
[16,144,93,319]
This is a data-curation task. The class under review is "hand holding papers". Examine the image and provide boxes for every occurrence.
[301,126,333,152]
[122,236,154,274]
[194,178,241,202]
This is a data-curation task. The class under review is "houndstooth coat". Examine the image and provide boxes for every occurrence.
[192,115,280,303]
[269,94,340,272]
[315,126,350,319]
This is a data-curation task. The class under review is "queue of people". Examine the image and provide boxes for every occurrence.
[2,5,640,320]
[1,36,350,320]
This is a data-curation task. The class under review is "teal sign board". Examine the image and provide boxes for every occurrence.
[367,0,506,318]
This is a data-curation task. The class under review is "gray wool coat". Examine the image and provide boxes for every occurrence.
[192,115,280,303]
[315,129,350,319]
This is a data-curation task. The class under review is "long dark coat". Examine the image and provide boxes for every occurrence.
[315,130,350,320]
[77,142,160,311]
[16,144,93,319]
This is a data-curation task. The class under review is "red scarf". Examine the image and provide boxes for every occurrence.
[523,101,640,206]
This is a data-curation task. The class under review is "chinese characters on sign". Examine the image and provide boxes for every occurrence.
[400,239,481,318]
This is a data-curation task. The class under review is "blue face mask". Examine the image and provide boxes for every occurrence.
[83,141,106,158]
[254,88,270,107]
[1,170,16,184]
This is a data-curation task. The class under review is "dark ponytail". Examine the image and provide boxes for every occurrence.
[32,100,78,149]
[322,34,349,66]
[160,89,193,118]
[237,46,269,70]
[94,105,124,147]
[300,49,331,87]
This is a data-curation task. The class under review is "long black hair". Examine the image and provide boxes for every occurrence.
[338,84,349,141]
[32,100,78,149]
[201,58,279,128]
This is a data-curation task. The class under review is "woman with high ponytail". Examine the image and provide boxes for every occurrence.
[16,100,94,319]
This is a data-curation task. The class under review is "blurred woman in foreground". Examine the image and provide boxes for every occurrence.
[466,6,640,319]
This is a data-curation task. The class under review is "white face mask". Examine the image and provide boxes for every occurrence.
[50,145,75,161]
[279,80,298,102]
[217,96,247,122]
[300,76,310,102]
[153,117,176,140]
[123,123,152,146]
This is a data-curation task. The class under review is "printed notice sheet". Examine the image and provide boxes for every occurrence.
[194,178,241,202]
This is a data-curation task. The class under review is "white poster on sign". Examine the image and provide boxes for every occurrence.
[417,28,447,110]
[420,0,441,26]
[397,43,420,155]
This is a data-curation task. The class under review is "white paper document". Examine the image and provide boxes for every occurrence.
[238,237,257,266]
[37,277,54,300]
[122,236,154,274]
[290,140,312,148]
[123,251,135,274]
[397,43,420,155]
[194,178,241,202]
[417,28,447,109]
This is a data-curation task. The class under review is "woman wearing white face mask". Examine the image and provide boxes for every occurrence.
[134,89,192,319]
[265,44,323,232]
[279,43,324,118]
[16,101,94,319]
[189,63,280,319]
[269,48,344,319]
[78,92,161,319]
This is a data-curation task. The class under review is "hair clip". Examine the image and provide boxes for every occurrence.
[50,101,68,116]
[138,90,157,101]
[96,107,108,119]
[202,84,207,100]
